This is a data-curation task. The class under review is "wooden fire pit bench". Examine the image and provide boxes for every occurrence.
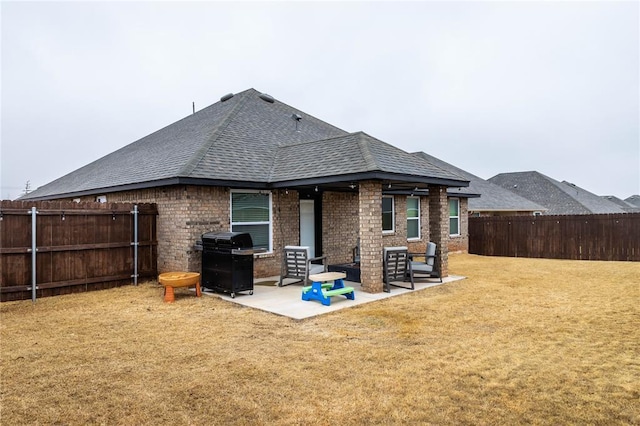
[302,272,355,306]
[159,272,202,303]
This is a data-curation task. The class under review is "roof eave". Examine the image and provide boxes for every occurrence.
[20,177,273,201]
[271,172,469,189]
[20,171,470,201]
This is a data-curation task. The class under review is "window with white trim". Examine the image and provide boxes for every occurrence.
[382,196,394,233]
[407,196,420,240]
[231,191,272,251]
[449,198,460,236]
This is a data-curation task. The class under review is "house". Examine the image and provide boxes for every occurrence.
[602,196,640,213]
[21,88,470,293]
[626,195,640,208]
[412,152,547,219]
[488,171,627,215]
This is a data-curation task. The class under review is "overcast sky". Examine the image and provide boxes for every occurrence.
[1,1,638,200]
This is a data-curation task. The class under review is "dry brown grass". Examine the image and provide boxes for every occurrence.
[1,254,638,425]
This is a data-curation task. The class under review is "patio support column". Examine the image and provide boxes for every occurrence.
[428,184,449,277]
[358,180,383,293]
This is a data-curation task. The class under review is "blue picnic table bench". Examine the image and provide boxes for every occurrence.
[302,272,355,306]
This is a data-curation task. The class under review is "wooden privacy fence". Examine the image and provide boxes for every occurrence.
[0,200,157,302]
[469,213,640,261]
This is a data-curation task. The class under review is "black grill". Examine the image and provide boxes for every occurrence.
[201,232,255,298]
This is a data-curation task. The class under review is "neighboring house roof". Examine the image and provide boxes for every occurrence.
[22,88,468,200]
[625,195,640,207]
[602,195,640,212]
[489,171,627,215]
[412,152,546,213]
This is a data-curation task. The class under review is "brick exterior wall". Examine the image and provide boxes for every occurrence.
[358,181,383,293]
[67,183,468,289]
[73,186,297,277]
[448,197,469,253]
[76,186,229,273]
[266,189,299,277]
[322,192,359,264]
[428,185,449,277]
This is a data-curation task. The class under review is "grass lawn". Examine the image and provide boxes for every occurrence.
[1,254,638,425]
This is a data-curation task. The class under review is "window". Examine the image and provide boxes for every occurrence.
[231,191,271,251]
[407,197,420,240]
[96,195,107,203]
[449,198,460,236]
[382,196,394,233]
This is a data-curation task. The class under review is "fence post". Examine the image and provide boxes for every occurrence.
[132,205,139,285]
[29,206,38,302]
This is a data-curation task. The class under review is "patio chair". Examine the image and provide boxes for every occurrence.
[409,242,442,283]
[279,246,327,286]
[353,237,361,264]
[383,246,414,292]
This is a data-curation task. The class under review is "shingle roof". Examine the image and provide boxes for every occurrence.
[489,171,626,215]
[625,195,640,207]
[23,88,468,200]
[602,195,640,212]
[271,133,469,185]
[412,152,546,212]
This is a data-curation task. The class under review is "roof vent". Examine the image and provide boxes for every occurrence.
[292,113,302,131]
[259,93,275,103]
[220,93,234,102]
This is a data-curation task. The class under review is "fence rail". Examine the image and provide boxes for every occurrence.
[0,200,157,302]
[469,213,640,261]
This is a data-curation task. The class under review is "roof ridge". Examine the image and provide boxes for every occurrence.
[355,132,379,171]
[411,151,469,182]
[178,91,252,177]
[558,180,624,212]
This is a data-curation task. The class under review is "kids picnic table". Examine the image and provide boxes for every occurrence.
[301,272,355,306]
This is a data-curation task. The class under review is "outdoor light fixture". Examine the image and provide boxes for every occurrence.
[285,189,289,195]
[314,186,318,192]
[388,183,392,189]
[61,212,65,221]
[349,183,356,190]
[112,213,117,221]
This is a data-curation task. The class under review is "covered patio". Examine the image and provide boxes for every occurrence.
[271,178,464,294]
[200,274,465,320]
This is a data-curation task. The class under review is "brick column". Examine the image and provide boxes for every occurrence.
[359,181,383,293]
[428,184,449,277]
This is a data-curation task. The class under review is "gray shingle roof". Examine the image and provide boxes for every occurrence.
[412,152,546,212]
[601,195,640,212]
[22,88,468,200]
[625,195,640,207]
[489,171,626,215]
[270,132,469,185]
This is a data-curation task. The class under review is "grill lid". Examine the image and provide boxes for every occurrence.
[201,231,253,249]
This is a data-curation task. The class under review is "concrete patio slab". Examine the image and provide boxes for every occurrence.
[200,275,465,320]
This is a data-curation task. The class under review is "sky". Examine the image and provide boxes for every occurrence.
[1,1,638,200]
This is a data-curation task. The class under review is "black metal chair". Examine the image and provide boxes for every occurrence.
[279,246,327,286]
[383,246,414,292]
[409,242,442,283]
[352,237,361,264]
